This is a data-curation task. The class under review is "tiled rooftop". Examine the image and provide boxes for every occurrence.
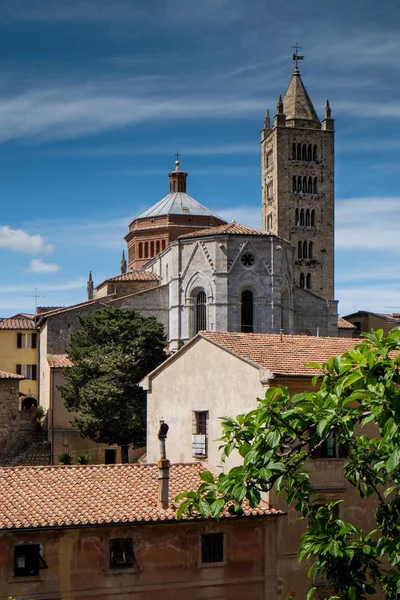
[337,317,356,330]
[200,332,361,377]
[47,354,73,368]
[179,222,268,239]
[0,463,281,531]
[103,271,159,284]
[0,370,24,380]
[0,317,35,330]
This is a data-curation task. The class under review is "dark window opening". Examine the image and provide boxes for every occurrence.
[195,291,207,333]
[303,241,308,259]
[105,449,117,464]
[144,242,148,258]
[192,411,208,457]
[161,239,166,251]
[292,143,296,160]
[110,538,135,569]
[303,176,307,193]
[297,176,302,192]
[306,273,311,289]
[308,144,312,161]
[313,145,317,162]
[138,243,143,259]
[295,208,299,225]
[300,273,305,288]
[305,209,310,226]
[313,177,318,194]
[302,144,307,161]
[297,143,301,160]
[156,240,160,254]
[292,175,297,193]
[241,290,254,333]
[308,177,313,194]
[201,532,224,563]
[298,241,302,259]
[311,209,316,227]
[14,544,47,577]
[309,241,313,259]
[300,209,305,226]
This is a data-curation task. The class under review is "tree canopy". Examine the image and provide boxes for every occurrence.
[177,329,400,599]
[59,307,166,463]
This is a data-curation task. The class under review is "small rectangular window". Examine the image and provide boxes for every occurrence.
[320,432,338,458]
[192,411,208,457]
[14,544,47,577]
[267,182,273,200]
[105,449,117,464]
[266,150,273,169]
[201,532,224,563]
[110,538,135,569]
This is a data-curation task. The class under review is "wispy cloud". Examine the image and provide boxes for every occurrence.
[0,226,53,255]
[0,278,86,294]
[28,259,60,273]
[57,142,258,158]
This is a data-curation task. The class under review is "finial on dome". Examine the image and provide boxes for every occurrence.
[174,152,181,170]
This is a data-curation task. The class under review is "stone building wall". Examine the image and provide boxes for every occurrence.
[0,378,34,463]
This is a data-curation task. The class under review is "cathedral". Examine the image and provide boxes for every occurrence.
[87,64,338,348]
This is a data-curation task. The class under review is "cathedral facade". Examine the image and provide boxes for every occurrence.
[87,66,338,348]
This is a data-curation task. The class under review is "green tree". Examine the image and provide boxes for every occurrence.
[177,329,400,599]
[59,307,166,463]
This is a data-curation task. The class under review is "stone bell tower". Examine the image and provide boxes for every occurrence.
[261,62,335,300]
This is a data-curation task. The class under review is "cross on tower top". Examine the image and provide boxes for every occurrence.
[175,152,180,162]
[292,43,305,67]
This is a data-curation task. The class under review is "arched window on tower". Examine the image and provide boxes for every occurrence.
[302,144,307,161]
[303,176,307,193]
[300,273,305,288]
[298,241,302,259]
[300,209,305,226]
[195,291,207,333]
[150,241,154,257]
[308,177,313,194]
[292,176,297,193]
[297,144,302,160]
[306,209,310,226]
[162,240,166,251]
[309,241,313,259]
[139,242,143,259]
[303,241,308,259]
[308,144,312,161]
[173,181,177,192]
[311,209,316,226]
[313,177,318,194]
[295,208,299,226]
[156,240,160,254]
[306,273,311,289]
[241,290,254,333]
[292,143,296,160]
[297,176,302,192]
[144,242,149,258]
[313,145,317,162]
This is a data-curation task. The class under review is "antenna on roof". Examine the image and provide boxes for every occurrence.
[27,287,46,314]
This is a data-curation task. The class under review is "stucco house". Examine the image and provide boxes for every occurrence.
[0,461,282,600]
[141,331,379,599]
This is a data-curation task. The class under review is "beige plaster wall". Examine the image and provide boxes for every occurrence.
[146,337,265,470]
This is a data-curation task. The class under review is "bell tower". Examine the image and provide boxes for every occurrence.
[261,59,335,301]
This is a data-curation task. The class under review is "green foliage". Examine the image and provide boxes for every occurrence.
[58,451,74,465]
[59,307,166,460]
[76,453,90,465]
[177,328,400,599]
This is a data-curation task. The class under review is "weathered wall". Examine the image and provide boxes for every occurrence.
[0,379,33,463]
[0,517,279,600]
[293,287,338,336]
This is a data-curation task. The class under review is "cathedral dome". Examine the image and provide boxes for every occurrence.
[136,191,221,219]
[125,159,226,270]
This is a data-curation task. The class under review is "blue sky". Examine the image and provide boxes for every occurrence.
[0,0,400,317]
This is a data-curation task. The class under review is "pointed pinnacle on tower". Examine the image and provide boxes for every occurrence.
[325,99,331,119]
[277,95,284,115]
[87,270,94,301]
[120,250,127,275]
[264,109,271,129]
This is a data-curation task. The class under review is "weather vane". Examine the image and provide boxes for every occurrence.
[292,43,305,67]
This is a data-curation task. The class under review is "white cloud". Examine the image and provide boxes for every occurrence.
[0,225,53,255]
[28,259,60,273]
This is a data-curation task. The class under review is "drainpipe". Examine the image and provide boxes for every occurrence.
[157,420,170,509]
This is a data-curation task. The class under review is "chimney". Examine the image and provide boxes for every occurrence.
[157,420,170,509]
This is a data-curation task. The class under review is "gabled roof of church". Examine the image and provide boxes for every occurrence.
[178,222,266,239]
[102,271,159,284]
[136,192,223,220]
[283,67,320,125]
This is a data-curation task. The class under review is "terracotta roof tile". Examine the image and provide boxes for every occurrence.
[179,222,268,239]
[200,332,362,377]
[47,354,73,368]
[0,370,24,380]
[0,317,35,330]
[338,317,356,330]
[0,464,282,531]
[102,271,159,284]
